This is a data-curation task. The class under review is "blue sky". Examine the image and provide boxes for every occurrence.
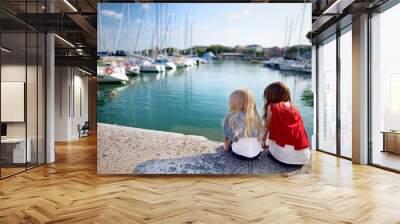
[98,3,311,52]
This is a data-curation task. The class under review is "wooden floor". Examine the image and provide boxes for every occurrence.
[1,135,400,223]
[372,151,400,171]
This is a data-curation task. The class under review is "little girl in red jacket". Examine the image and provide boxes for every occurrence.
[262,82,311,165]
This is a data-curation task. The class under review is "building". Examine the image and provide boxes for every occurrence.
[246,44,263,52]
[218,52,245,60]
[263,46,284,58]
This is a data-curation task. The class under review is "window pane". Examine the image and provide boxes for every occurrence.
[371,4,400,171]
[318,38,337,154]
[27,31,38,169]
[1,31,27,177]
[340,30,352,158]
[38,33,46,165]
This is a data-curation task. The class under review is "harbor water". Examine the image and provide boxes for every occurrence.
[97,61,313,141]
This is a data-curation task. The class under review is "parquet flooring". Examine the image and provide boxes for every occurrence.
[1,135,400,223]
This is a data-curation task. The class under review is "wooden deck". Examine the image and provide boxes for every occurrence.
[0,135,400,223]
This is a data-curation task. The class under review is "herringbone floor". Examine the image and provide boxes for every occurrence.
[1,135,400,224]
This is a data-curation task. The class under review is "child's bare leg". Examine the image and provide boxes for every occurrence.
[224,139,231,152]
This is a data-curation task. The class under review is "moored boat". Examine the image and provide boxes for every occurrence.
[97,60,129,83]
[140,61,166,73]
[125,62,140,75]
[155,59,177,70]
[278,60,295,71]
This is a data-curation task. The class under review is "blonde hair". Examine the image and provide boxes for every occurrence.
[228,88,263,138]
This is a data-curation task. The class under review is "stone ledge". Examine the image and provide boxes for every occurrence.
[97,123,302,175]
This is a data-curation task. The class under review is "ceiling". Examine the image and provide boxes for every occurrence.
[0,0,395,71]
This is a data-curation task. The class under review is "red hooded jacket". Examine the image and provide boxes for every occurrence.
[268,102,309,150]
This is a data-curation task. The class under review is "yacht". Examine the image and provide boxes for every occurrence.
[278,59,295,71]
[124,60,140,75]
[269,57,284,69]
[172,55,193,68]
[140,61,166,73]
[97,60,129,83]
[155,59,176,70]
[263,60,273,67]
[190,56,207,65]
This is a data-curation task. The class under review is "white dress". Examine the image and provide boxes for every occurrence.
[232,137,263,158]
[268,140,310,165]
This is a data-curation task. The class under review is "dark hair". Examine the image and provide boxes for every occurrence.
[263,82,291,119]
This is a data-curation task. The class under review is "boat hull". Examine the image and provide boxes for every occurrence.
[97,63,129,83]
[141,64,166,73]
[165,62,176,70]
[126,66,140,76]
[97,73,128,83]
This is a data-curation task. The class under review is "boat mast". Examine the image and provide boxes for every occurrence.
[297,3,306,60]
[134,6,145,54]
[115,4,126,54]
[282,18,288,58]
[127,4,131,55]
[190,22,193,56]
[184,14,188,55]
[164,4,168,55]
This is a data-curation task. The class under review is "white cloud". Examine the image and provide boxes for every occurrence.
[101,9,123,20]
[226,27,240,34]
[241,10,250,16]
[227,13,240,20]
[226,9,251,21]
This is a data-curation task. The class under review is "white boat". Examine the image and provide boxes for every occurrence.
[140,61,166,73]
[278,60,295,71]
[165,62,176,70]
[176,61,191,68]
[263,60,273,67]
[289,62,305,72]
[125,62,140,75]
[268,57,284,69]
[97,61,129,83]
[155,59,176,70]
[290,61,310,74]
[189,57,207,65]
[172,55,193,68]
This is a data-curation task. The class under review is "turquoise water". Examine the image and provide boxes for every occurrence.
[97,61,313,141]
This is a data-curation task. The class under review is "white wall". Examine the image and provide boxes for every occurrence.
[54,67,89,141]
[1,63,46,164]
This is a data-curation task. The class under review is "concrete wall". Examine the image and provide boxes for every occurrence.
[54,67,89,141]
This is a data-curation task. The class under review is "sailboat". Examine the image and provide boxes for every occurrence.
[153,5,177,70]
[141,61,166,72]
[97,5,128,83]
[97,59,129,83]
[278,18,296,71]
[140,4,167,73]
[277,6,311,74]
[156,58,176,70]
[124,59,140,75]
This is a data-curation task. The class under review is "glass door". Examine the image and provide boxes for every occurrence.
[339,28,352,158]
[370,4,400,171]
[0,1,47,179]
[317,36,337,154]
